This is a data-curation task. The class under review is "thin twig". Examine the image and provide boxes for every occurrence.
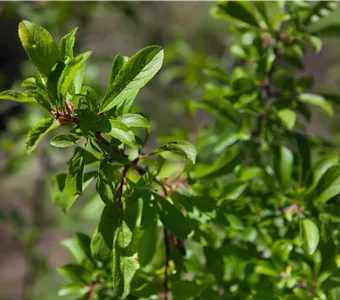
[163,227,170,300]
[115,164,129,219]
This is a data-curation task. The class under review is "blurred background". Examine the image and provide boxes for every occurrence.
[1,2,340,299]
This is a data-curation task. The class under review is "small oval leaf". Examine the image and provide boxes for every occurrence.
[301,218,319,255]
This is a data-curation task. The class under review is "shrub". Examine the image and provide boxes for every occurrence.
[1,1,340,299]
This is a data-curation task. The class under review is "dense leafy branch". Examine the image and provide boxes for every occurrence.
[2,1,340,299]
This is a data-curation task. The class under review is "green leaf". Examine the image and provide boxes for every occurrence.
[116,114,150,128]
[137,220,158,266]
[26,90,52,112]
[50,133,81,148]
[65,149,85,196]
[96,161,116,205]
[80,86,98,112]
[154,193,192,240]
[255,262,280,277]
[196,146,240,179]
[113,255,139,299]
[109,54,129,85]
[74,64,85,95]
[219,181,248,201]
[296,133,311,184]
[226,214,244,230]
[140,192,157,230]
[91,204,120,262]
[58,27,78,60]
[100,46,164,113]
[314,164,340,203]
[113,222,139,299]
[301,218,319,255]
[271,239,293,263]
[311,24,340,37]
[172,280,205,300]
[278,108,296,130]
[308,35,323,53]
[0,90,36,103]
[194,99,238,124]
[18,20,60,77]
[117,221,133,248]
[154,141,196,165]
[58,264,91,284]
[279,145,294,188]
[58,283,89,297]
[211,1,259,27]
[299,93,333,117]
[308,155,339,192]
[253,2,270,27]
[61,233,92,265]
[21,77,36,88]
[58,51,92,105]
[26,118,58,154]
[204,247,224,282]
[52,172,96,212]
[109,119,137,148]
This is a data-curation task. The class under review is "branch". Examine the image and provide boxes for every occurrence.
[115,164,129,220]
[163,227,170,300]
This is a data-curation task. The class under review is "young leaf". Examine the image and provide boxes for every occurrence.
[301,218,319,255]
[80,86,98,112]
[26,118,58,154]
[100,46,164,113]
[21,77,36,88]
[109,119,137,148]
[154,193,192,240]
[58,51,92,105]
[50,133,81,148]
[65,149,85,196]
[0,90,36,103]
[58,27,78,60]
[74,64,85,95]
[18,21,60,77]
[154,141,196,165]
[299,93,333,116]
[116,114,150,128]
[109,54,129,85]
[211,1,259,27]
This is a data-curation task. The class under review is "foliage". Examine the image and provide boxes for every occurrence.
[2,1,340,299]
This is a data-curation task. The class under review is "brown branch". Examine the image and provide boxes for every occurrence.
[115,164,129,220]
